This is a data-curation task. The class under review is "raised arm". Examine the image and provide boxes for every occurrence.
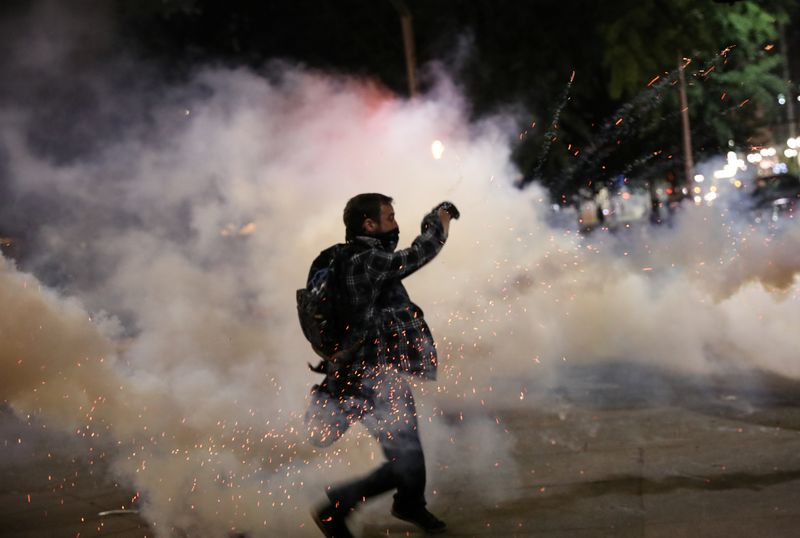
[365,208,449,283]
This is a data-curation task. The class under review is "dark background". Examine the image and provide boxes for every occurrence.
[1,0,799,201]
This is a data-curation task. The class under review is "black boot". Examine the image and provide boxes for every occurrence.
[311,502,354,538]
[391,504,447,534]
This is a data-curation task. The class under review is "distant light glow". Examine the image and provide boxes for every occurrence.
[431,140,445,160]
[773,163,789,174]
[694,174,705,183]
[784,148,797,158]
[715,152,746,179]
[747,153,762,163]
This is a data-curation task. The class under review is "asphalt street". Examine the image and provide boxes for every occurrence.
[3,363,800,537]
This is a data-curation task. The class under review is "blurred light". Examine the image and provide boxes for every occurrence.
[747,153,762,163]
[760,160,773,169]
[693,186,702,194]
[726,151,746,171]
[787,137,798,149]
[760,147,777,157]
[694,174,705,182]
[693,195,702,204]
[728,139,735,148]
[239,222,256,235]
[710,185,717,193]
[704,192,717,202]
[431,140,445,160]
[621,192,631,200]
[714,166,736,179]
[734,179,743,188]
[778,94,786,105]
[784,148,798,158]
[773,163,789,174]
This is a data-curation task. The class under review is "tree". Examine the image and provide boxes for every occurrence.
[539,0,795,200]
[106,0,799,200]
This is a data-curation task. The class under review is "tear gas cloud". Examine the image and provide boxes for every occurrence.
[1,2,800,536]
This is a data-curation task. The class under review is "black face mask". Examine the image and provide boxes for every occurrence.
[370,227,400,251]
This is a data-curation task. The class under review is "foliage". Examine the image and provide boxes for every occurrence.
[105,0,799,200]
[550,0,796,199]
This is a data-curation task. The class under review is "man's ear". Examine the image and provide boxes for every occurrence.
[363,218,377,233]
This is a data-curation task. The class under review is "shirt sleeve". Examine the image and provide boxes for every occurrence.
[364,209,447,283]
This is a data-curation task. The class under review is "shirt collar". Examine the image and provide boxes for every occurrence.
[352,235,383,249]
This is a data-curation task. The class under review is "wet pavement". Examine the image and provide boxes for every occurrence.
[3,363,800,537]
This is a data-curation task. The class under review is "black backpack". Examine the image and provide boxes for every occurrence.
[296,244,349,364]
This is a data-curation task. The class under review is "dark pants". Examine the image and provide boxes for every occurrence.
[327,370,427,513]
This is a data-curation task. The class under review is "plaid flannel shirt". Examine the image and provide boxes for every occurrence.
[338,209,447,381]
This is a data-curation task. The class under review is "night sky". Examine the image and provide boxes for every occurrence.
[1,0,799,221]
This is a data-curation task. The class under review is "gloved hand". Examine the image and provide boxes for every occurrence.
[435,201,460,219]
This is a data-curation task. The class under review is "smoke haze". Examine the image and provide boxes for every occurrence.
[2,2,800,536]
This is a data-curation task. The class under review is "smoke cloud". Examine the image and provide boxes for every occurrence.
[2,2,799,536]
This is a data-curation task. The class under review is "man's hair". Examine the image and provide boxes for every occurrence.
[343,193,393,240]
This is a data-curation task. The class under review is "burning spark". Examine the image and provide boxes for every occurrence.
[764,44,774,51]
[700,65,717,79]
[615,118,623,126]
[647,75,660,87]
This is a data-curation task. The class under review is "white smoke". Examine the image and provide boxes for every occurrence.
[2,3,800,537]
